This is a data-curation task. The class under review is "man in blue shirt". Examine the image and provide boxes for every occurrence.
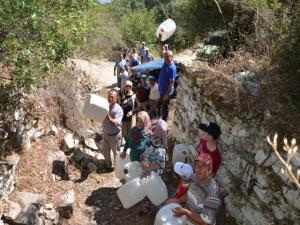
[158,34,176,121]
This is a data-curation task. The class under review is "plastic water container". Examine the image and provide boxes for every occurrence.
[114,150,131,179]
[117,177,145,209]
[141,172,168,206]
[172,144,189,164]
[156,19,176,42]
[154,203,186,225]
[124,161,142,182]
[83,94,109,122]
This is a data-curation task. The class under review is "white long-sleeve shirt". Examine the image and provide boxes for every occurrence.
[149,83,160,100]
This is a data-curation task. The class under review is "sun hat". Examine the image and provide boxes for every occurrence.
[125,80,133,87]
[174,162,193,180]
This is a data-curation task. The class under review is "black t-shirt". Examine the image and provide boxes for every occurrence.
[120,92,137,122]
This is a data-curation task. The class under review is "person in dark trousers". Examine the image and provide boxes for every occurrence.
[119,80,137,144]
[157,34,176,121]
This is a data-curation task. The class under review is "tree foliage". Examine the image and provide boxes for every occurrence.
[0,0,95,114]
[119,9,157,49]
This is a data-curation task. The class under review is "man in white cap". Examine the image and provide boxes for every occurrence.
[143,48,155,63]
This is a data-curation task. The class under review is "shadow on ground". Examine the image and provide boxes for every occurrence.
[105,83,118,90]
[85,187,155,225]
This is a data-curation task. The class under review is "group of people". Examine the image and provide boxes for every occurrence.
[114,37,176,123]
[101,36,222,225]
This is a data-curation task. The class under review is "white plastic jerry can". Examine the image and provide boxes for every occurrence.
[83,94,109,122]
[117,177,145,209]
[114,150,131,179]
[156,19,176,42]
[123,161,142,182]
[172,144,189,164]
[154,203,186,225]
[140,172,168,206]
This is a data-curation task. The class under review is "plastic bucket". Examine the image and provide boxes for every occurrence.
[141,172,168,206]
[117,177,145,209]
[83,94,109,122]
[154,203,186,225]
[156,19,176,42]
[114,150,131,179]
[172,144,189,164]
[124,161,142,182]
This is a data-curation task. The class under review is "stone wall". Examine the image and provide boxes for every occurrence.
[171,63,300,225]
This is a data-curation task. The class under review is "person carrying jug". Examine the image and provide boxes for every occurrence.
[102,89,124,172]
[139,119,168,216]
[166,153,221,225]
[157,34,176,121]
[120,111,152,162]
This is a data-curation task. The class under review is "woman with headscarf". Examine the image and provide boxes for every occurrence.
[138,119,168,216]
[120,111,152,162]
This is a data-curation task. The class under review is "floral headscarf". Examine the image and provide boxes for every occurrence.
[151,118,168,149]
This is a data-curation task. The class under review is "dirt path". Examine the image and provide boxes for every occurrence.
[71,59,117,91]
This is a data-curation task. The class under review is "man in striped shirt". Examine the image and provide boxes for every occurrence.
[168,153,221,225]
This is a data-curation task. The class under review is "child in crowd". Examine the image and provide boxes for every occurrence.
[148,76,160,119]
[139,119,168,216]
[165,162,193,205]
[197,122,222,175]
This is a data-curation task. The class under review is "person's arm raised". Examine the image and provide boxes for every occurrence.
[157,33,164,54]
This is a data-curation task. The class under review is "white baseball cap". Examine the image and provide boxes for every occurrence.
[174,162,193,180]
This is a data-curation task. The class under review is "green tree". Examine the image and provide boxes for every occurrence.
[119,9,157,48]
[0,0,95,114]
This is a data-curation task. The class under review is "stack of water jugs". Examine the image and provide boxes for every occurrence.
[115,151,169,209]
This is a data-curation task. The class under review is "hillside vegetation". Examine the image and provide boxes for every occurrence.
[0,0,299,136]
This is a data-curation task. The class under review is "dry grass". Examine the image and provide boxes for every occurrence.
[33,62,101,138]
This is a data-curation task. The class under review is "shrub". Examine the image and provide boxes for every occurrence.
[0,0,95,115]
[119,9,158,49]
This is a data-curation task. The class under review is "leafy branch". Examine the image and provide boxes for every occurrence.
[266,134,300,189]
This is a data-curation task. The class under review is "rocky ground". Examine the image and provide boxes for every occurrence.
[1,58,179,225]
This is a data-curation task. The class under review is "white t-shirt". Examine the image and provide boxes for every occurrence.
[149,83,160,100]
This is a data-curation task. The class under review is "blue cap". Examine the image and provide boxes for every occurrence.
[148,76,156,81]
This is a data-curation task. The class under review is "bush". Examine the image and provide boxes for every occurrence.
[80,4,124,58]
[0,0,95,115]
[119,9,158,49]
